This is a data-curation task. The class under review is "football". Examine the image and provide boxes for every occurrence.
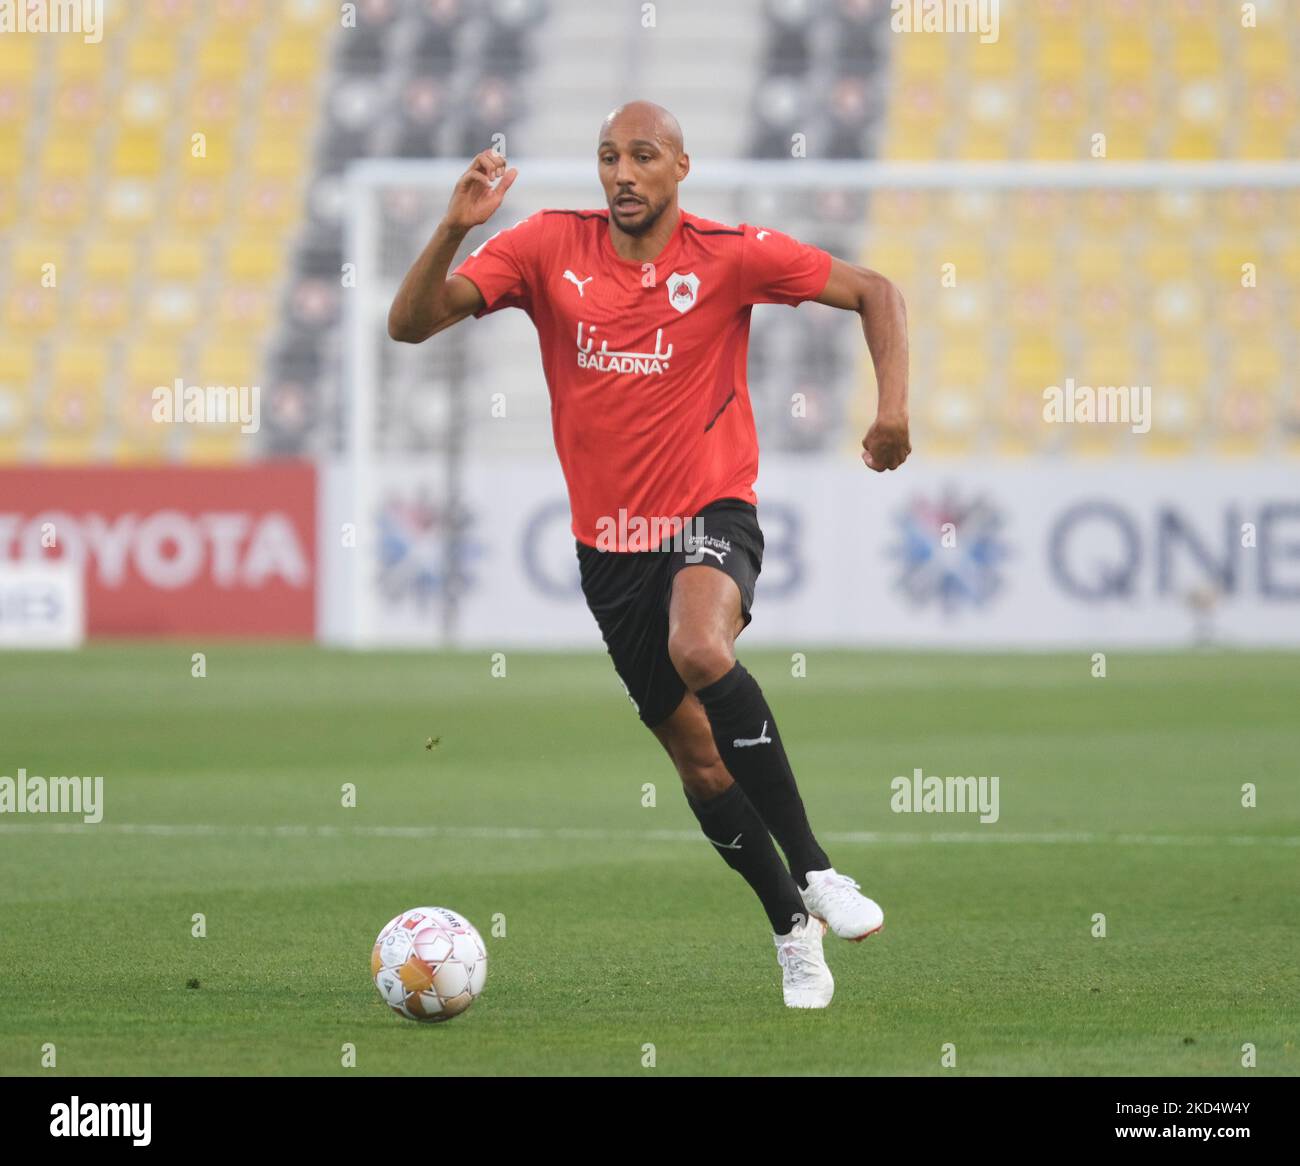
[371,906,488,1022]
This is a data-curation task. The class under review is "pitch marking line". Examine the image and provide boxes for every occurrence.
[0,823,1295,846]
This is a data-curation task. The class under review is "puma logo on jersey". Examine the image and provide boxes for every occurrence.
[563,270,593,296]
[709,833,743,850]
[755,230,770,241]
[694,546,727,564]
[733,721,772,748]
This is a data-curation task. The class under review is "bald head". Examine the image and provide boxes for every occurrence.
[599,101,684,157]
[596,101,689,241]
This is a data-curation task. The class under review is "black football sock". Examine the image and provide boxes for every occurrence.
[685,781,808,935]
[695,661,831,889]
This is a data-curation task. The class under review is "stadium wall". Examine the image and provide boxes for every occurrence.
[318,457,1300,649]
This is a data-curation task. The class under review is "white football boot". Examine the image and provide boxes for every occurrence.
[800,868,885,941]
[773,914,834,1008]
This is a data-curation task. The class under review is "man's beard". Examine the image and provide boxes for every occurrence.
[611,196,666,237]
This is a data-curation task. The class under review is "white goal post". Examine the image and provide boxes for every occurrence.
[333,160,1300,649]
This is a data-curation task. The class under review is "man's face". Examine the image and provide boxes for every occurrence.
[597,126,682,237]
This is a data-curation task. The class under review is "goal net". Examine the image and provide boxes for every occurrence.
[332,160,1299,649]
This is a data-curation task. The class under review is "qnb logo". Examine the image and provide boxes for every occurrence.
[50,1097,151,1147]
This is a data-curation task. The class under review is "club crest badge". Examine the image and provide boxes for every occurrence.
[666,272,700,314]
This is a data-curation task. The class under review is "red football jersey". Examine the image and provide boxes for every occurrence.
[451,207,833,547]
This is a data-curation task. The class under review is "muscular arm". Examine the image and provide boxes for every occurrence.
[387,148,517,344]
[815,257,911,471]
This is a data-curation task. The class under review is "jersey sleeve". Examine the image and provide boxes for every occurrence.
[451,211,546,318]
[737,224,833,307]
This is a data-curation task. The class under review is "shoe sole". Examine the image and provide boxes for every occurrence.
[807,910,884,942]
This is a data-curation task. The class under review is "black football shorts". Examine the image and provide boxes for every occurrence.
[575,497,764,728]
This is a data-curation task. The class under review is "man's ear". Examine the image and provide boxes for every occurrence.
[677,152,690,182]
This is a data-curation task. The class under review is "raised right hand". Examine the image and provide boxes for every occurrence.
[446,149,518,231]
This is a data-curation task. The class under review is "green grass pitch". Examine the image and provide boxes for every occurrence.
[1,645,1296,1076]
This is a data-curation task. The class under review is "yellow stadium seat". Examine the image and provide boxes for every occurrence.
[268,38,320,80]
[136,0,197,30]
[1028,130,1088,160]
[75,284,132,333]
[151,236,207,280]
[104,178,160,229]
[1007,241,1054,281]
[1076,243,1127,282]
[111,131,166,177]
[44,380,105,440]
[172,178,228,226]
[54,38,108,79]
[1168,126,1220,159]
[937,339,990,385]
[118,79,172,127]
[281,0,338,31]
[114,381,172,458]
[1235,127,1287,159]
[1010,342,1066,388]
[1037,36,1085,80]
[33,178,88,227]
[225,240,279,281]
[1143,388,1203,456]
[42,133,96,177]
[198,343,258,388]
[215,285,274,330]
[126,38,180,79]
[250,133,308,177]
[0,129,23,178]
[968,36,1017,79]
[1173,32,1221,75]
[239,180,298,228]
[85,240,137,280]
[892,34,950,80]
[0,37,39,82]
[197,35,250,79]
[51,344,111,390]
[1240,32,1288,76]
[181,429,250,464]
[181,134,234,175]
[1141,241,1195,280]
[0,339,34,386]
[1106,36,1155,79]
[143,284,202,332]
[1231,345,1282,382]
[128,346,185,391]
[1158,344,1211,388]
[11,239,67,284]
[956,127,1013,160]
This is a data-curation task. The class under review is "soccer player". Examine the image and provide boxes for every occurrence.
[389,102,910,1008]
